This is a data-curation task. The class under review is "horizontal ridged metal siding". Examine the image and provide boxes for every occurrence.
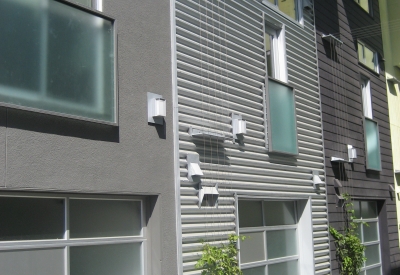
[174,0,330,274]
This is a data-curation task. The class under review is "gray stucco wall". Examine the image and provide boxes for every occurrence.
[0,0,178,274]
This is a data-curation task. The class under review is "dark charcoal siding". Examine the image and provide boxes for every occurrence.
[314,0,400,274]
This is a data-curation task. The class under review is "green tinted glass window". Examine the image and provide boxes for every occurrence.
[365,119,381,170]
[0,0,115,123]
[268,79,297,155]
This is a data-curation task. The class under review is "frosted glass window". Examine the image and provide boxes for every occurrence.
[361,201,378,219]
[362,222,378,242]
[365,119,381,170]
[0,0,116,123]
[239,200,263,228]
[263,201,296,226]
[0,248,65,275]
[365,244,380,266]
[70,243,142,275]
[242,266,266,275]
[240,232,266,264]
[268,79,297,155]
[70,199,142,238]
[267,229,297,259]
[366,267,381,275]
[0,197,64,241]
[268,260,298,275]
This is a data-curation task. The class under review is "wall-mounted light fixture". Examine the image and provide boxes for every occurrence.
[187,153,203,183]
[312,170,324,189]
[231,113,246,141]
[347,145,357,162]
[198,185,219,208]
[147,92,166,125]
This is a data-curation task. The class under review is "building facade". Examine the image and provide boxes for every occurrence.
[172,0,331,274]
[0,0,179,274]
[314,0,400,274]
[379,0,400,252]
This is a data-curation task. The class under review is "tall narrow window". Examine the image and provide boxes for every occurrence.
[265,22,287,82]
[354,201,382,275]
[361,76,373,119]
[360,75,381,171]
[358,41,379,73]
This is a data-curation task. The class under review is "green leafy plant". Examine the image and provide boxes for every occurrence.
[195,234,245,275]
[329,193,366,275]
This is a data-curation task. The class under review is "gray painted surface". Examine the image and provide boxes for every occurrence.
[0,0,178,274]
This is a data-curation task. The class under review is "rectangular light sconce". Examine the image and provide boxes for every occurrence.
[147,92,166,125]
[312,170,324,189]
[348,145,357,162]
[187,153,203,183]
[231,113,246,140]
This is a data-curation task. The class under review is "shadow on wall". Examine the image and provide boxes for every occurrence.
[0,107,119,142]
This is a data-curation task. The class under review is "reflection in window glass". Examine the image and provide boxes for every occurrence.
[239,200,263,228]
[358,42,377,72]
[0,197,64,241]
[242,266,265,275]
[70,199,142,238]
[365,244,380,266]
[263,201,296,226]
[265,33,273,78]
[361,201,378,219]
[366,266,381,275]
[356,0,370,13]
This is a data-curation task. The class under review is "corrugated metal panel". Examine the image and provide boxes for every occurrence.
[174,0,330,274]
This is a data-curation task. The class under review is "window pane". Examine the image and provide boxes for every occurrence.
[363,222,379,242]
[268,79,297,154]
[365,119,381,170]
[263,201,296,226]
[70,243,142,275]
[364,46,375,70]
[239,200,263,228]
[358,0,370,13]
[0,0,115,123]
[366,266,381,275]
[278,0,296,20]
[0,248,65,275]
[70,199,141,238]
[268,260,298,275]
[242,266,266,275]
[0,197,64,241]
[267,229,297,259]
[265,33,273,78]
[361,201,378,219]
[240,232,265,264]
[358,43,364,63]
[354,201,361,219]
[365,244,381,266]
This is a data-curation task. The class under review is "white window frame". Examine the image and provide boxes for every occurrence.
[0,193,145,275]
[358,41,379,73]
[265,21,287,82]
[361,75,373,119]
[237,197,314,275]
[354,201,382,275]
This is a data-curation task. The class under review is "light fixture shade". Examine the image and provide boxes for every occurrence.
[188,163,203,178]
[231,113,246,140]
[199,186,219,207]
[348,145,357,161]
[187,153,203,183]
[147,92,166,125]
[312,171,324,189]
